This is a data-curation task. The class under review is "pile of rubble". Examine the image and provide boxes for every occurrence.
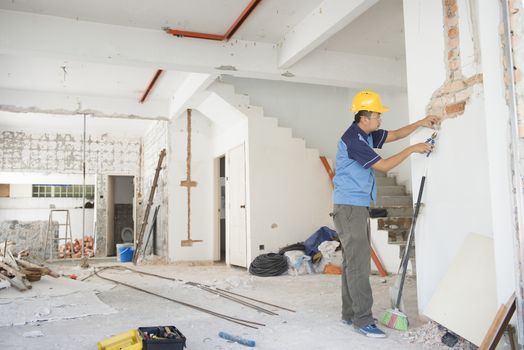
[404,321,477,349]
[0,241,59,292]
[58,236,94,258]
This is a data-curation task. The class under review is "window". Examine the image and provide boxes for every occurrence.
[32,184,95,199]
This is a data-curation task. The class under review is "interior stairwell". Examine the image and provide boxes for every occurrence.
[206,81,414,273]
[206,81,332,260]
[373,171,416,273]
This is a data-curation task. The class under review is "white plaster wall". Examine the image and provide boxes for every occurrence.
[477,0,517,304]
[9,184,31,198]
[404,0,495,312]
[247,115,333,262]
[0,197,94,239]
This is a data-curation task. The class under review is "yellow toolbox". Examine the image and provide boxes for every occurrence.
[98,329,142,350]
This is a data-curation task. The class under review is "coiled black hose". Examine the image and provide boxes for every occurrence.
[278,242,305,255]
[249,253,288,277]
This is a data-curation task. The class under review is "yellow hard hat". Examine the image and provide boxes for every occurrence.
[351,90,390,113]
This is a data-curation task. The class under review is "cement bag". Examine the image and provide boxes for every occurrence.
[284,250,313,276]
[315,241,343,273]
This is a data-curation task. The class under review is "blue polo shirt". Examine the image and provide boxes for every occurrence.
[333,122,388,207]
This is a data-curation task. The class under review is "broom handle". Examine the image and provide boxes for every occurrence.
[395,175,426,309]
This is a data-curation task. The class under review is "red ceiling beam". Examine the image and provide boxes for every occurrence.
[224,0,261,40]
[140,69,163,104]
[164,0,261,41]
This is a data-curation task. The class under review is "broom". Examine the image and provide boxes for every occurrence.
[381,174,426,331]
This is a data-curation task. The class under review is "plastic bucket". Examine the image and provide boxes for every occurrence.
[116,243,134,263]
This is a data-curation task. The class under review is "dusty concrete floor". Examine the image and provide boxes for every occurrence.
[0,261,444,349]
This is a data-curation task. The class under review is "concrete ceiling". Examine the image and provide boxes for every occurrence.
[0,0,406,133]
[0,54,188,99]
[0,0,321,43]
[321,0,405,59]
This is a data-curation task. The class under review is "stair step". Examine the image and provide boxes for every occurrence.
[375,171,387,177]
[260,116,278,129]
[387,230,410,245]
[377,185,406,196]
[289,137,306,150]
[375,195,412,206]
[376,206,413,217]
[275,127,292,139]
[376,177,396,185]
[377,217,413,230]
[399,245,416,259]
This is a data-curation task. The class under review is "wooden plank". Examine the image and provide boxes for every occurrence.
[479,293,516,350]
[0,184,10,197]
[0,272,27,291]
[0,261,26,279]
[15,258,60,278]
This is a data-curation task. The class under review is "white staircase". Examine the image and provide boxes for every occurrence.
[205,81,333,259]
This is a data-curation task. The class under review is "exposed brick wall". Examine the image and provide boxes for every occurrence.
[426,0,483,119]
[0,131,140,173]
[0,130,141,257]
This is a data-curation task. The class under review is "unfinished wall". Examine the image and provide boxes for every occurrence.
[0,129,140,257]
[404,0,512,313]
[510,0,524,142]
[141,120,169,258]
[168,111,216,261]
[0,220,49,258]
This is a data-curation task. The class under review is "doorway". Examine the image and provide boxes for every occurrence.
[218,155,226,262]
[227,143,247,267]
[106,175,135,257]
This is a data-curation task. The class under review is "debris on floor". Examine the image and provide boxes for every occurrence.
[58,235,95,258]
[404,321,477,349]
[0,240,60,291]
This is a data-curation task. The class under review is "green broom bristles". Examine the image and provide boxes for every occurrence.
[381,308,409,331]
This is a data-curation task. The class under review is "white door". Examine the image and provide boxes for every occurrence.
[227,143,247,267]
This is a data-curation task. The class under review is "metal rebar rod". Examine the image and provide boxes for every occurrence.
[215,287,296,313]
[187,282,278,316]
[105,266,279,315]
[94,268,264,328]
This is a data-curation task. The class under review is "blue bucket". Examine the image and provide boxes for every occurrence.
[117,243,134,263]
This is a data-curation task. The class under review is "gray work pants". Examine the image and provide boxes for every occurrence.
[332,204,374,328]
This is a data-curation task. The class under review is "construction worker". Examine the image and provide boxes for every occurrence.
[332,90,438,338]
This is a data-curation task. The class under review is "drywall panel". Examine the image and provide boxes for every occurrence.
[424,234,498,346]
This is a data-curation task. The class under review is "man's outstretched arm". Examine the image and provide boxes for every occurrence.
[372,143,433,173]
[385,115,439,143]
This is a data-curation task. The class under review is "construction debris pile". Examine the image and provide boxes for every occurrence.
[0,240,59,292]
[404,321,477,349]
[58,236,95,258]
